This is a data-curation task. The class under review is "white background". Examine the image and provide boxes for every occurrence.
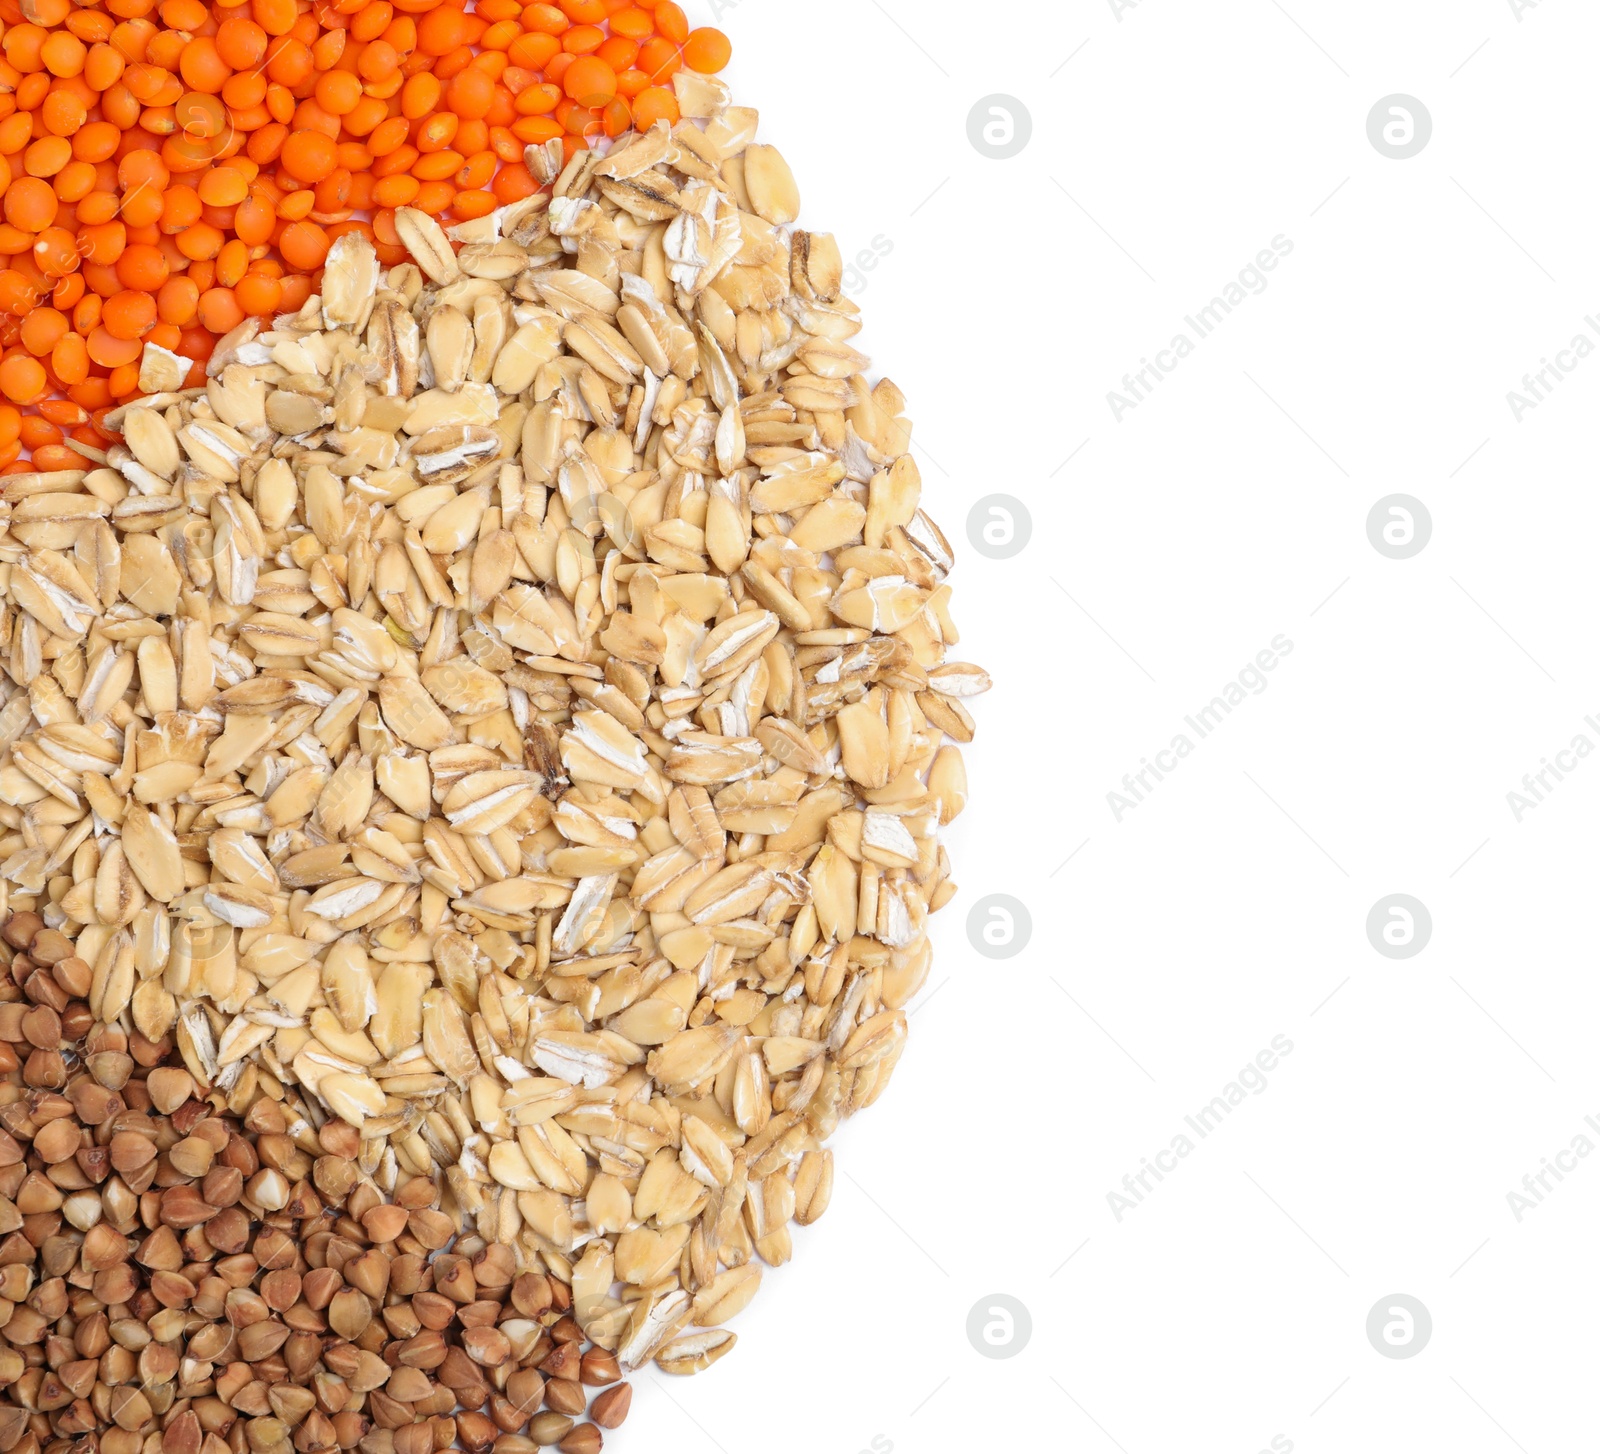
[626,2,1600,1451]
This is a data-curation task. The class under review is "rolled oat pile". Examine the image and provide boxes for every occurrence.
[0,68,985,1393]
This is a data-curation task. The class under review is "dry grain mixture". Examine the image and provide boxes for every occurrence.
[0,905,632,1454]
[0,68,986,1382]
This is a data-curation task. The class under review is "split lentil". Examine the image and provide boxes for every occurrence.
[0,0,729,466]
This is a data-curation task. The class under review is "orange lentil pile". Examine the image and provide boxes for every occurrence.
[0,0,731,474]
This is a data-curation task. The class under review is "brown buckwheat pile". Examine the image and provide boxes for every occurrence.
[0,906,631,1454]
[0,66,985,1453]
